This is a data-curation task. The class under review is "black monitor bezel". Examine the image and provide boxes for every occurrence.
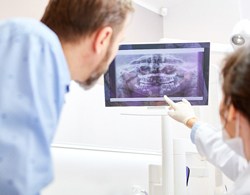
[104,42,210,107]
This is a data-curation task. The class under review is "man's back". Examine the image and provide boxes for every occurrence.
[0,18,70,195]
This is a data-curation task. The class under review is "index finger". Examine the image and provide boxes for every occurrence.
[164,95,176,109]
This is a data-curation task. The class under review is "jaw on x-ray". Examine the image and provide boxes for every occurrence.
[116,53,200,100]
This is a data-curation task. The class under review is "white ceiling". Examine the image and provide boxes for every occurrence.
[132,0,250,44]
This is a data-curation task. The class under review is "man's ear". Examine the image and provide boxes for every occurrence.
[227,104,237,121]
[93,26,113,54]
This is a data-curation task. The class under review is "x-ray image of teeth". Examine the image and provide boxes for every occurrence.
[115,53,203,101]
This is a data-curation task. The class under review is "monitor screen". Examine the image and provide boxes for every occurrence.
[104,42,210,107]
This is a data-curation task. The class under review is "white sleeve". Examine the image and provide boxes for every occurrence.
[191,122,248,181]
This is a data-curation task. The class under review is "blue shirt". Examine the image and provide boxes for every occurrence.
[0,18,70,195]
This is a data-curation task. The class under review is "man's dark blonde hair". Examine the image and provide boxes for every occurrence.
[41,0,134,42]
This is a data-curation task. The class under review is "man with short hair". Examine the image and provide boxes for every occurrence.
[0,0,134,194]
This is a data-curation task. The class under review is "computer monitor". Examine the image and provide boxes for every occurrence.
[104,42,210,107]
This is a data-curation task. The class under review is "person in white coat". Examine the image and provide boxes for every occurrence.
[164,43,250,195]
